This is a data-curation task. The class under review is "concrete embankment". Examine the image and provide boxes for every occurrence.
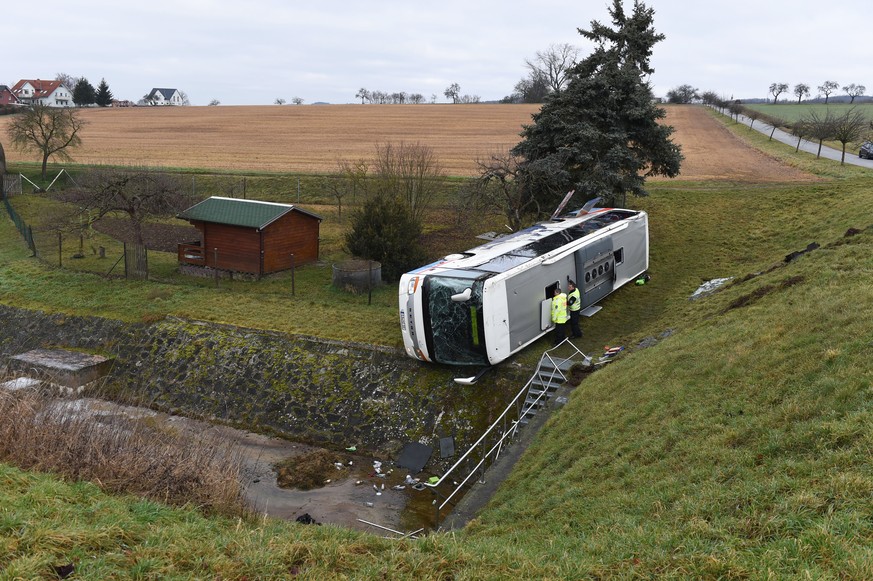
[0,305,523,458]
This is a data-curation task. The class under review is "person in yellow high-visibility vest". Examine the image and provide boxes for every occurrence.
[551,286,569,345]
[567,279,583,338]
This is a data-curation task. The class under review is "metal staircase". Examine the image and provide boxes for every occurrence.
[519,352,579,425]
[422,338,591,525]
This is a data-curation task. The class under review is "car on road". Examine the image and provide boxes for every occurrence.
[860,141,873,159]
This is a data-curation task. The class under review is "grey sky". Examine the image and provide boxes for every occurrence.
[6,0,869,106]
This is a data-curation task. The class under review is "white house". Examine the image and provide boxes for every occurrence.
[11,79,73,107]
[145,88,184,105]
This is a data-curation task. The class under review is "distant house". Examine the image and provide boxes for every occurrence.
[0,85,20,106]
[145,88,183,106]
[177,197,322,276]
[11,79,72,107]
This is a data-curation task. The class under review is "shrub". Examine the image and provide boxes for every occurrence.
[344,194,426,282]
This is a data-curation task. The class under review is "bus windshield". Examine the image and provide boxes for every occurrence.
[423,276,487,366]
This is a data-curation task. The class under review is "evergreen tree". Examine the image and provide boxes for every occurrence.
[72,78,96,106]
[344,194,425,282]
[512,0,682,209]
[95,78,114,107]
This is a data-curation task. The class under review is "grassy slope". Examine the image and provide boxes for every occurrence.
[3,114,873,578]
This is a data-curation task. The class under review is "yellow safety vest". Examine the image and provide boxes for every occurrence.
[568,288,581,312]
[551,293,569,324]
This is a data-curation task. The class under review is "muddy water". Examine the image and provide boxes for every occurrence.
[52,398,438,536]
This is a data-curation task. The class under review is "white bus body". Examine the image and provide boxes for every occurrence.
[398,208,649,366]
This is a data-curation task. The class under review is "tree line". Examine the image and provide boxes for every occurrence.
[705,96,871,165]
[55,73,114,107]
[353,85,482,105]
[666,82,868,105]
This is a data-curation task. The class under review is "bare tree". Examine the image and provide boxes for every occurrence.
[444,83,460,104]
[55,72,80,91]
[371,141,443,222]
[274,98,286,105]
[71,169,187,246]
[409,93,425,104]
[513,73,550,103]
[831,108,868,164]
[817,81,839,104]
[802,109,836,158]
[769,83,788,103]
[666,84,699,103]
[178,91,190,106]
[843,84,866,104]
[323,158,370,219]
[7,104,85,179]
[467,151,540,231]
[745,107,762,130]
[793,83,810,104]
[208,99,221,106]
[525,43,580,93]
[292,97,304,105]
[355,88,370,104]
[790,119,809,152]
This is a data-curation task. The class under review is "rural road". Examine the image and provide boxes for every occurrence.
[712,106,873,169]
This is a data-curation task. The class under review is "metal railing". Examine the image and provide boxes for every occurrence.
[423,338,590,523]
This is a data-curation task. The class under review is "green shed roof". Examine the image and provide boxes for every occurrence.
[177,197,322,229]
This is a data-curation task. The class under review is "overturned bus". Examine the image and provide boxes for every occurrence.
[398,207,648,366]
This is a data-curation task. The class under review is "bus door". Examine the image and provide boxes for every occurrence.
[575,238,615,308]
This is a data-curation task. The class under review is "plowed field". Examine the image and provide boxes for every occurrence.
[1,104,817,181]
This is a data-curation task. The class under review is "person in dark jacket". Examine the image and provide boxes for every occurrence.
[567,280,583,338]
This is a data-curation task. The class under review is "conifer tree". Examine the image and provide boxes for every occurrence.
[73,78,96,107]
[95,78,114,107]
[512,0,682,209]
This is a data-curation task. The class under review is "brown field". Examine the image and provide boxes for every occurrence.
[1,104,816,181]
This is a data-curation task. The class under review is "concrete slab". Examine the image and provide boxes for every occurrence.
[9,349,113,388]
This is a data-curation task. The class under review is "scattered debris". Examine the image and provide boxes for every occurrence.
[690,277,733,300]
[295,513,320,525]
[784,242,819,263]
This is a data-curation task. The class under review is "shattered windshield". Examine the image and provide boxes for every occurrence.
[424,276,487,366]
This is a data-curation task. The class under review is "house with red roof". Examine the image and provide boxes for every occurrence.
[11,79,73,107]
[0,85,20,106]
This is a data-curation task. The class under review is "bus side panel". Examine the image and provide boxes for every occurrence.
[612,217,649,287]
[575,237,615,309]
[505,257,575,355]
[482,278,510,364]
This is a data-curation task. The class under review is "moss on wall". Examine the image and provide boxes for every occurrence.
[0,306,525,458]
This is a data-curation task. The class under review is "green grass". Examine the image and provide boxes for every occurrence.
[743,102,873,124]
[2,114,873,578]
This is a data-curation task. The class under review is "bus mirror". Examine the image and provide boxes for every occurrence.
[451,288,472,303]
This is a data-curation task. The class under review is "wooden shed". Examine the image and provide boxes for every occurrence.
[177,197,322,275]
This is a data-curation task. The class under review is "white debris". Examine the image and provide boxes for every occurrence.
[690,277,733,300]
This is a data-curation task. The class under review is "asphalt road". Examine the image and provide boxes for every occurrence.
[711,106,873,169]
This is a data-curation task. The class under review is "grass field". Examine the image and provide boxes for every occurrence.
[743,101,873,124]
[2,106,873,578]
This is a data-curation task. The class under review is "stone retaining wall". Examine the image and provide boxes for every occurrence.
[0,305,522,457]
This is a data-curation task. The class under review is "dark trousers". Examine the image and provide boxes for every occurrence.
[552,321,567,345]
[569,310,582,338]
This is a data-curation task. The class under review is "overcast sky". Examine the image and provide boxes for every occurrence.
[6,0,870,106]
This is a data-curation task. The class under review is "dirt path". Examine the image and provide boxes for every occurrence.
[656,105,819,182]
